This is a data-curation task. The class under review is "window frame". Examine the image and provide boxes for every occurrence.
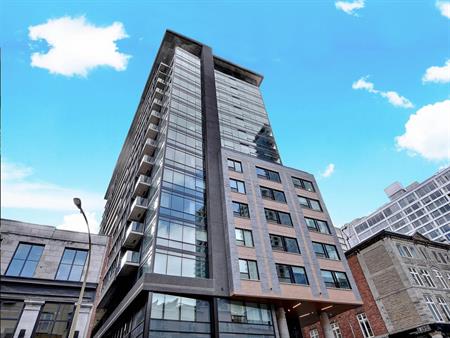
[292,176,315,192]
[232,201,250,218]
[55,248,88,282]
[305,217,331,234]
[5,242,45,278]
[312,242,340,260]
[256,166,281,183]
[230,178,246,194]
[269,234,300,254]
[298,196,322,211]
[235,228,254,247]
[239,259,259,280]
[275,263,309,285]
[227,158,243,173]
[424,295,444,322]
[260,186,287,203]
[264,208,293,226]
[321,269,351,289]
[356,312,374,338]
[0,300,24,338]
[34,302,74,337]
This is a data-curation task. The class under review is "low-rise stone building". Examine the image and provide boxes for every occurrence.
[0,218,109,338]
[303,231,450,338]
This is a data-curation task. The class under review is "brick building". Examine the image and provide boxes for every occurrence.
[303,230,450,338]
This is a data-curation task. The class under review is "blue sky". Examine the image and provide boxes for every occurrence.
[1,0,449,232]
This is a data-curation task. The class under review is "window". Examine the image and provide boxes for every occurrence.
[305,217,331,234]
[235,228,254,247]
[309,329,319,338]
[424,295,444,322]
[0,300,23,338]
[232,201,250,218]
[55,249,88,281]
[6,243,44,278]
[154,251,207,278]
[298,196,322,211]
[264,208,293,226]
[230,301,272,325]
[256,167,281,182]
[437,296,450,321]
[35,303,74,337]
[270,235,300,253]
[434,270,449,289]
[260,186,286,203]
[239,259,259,280]
[228,159,242,172]
[396,244,414,258]
[321,270,351,289]
[292,177,315,192]
[230,178,246,193]
[409,267,424,286]
[312,242,340,260]
[276,264,308,285]
[420,269,436,288]
[151,292,210,322]
[357,313,374,338]
[331,321,343,338]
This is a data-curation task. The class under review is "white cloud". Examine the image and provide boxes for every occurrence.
[321,163,336,178]
[58,212,100,234]
[28,15,131,77]
[436,1,450,18]
[335,0,365,16]
[1,160,105,215]
[396,100,450,161]
[352,76,414,108]
[422,60,450,83]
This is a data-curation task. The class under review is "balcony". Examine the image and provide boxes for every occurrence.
[118,251,140,276]
[128,197,148,221]
[155,78,166,90]
[149,110,161,125]
[154,87,165,100]
[150,99,162,113]
[132,174,151,198]
[123,222,143,249]
[137,155,154,175]
[145,123,159,140]
[143,138,157,156]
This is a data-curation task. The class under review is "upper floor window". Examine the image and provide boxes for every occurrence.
[239,259,259,280]
[270,235,300,254]
[230,178,246,194]
[424,295,444,322]
[312,242,340,260]
[420,269,436,288]
[151,293,210,322]
[230,301,272,325]
[298,196,322,211]
[35,303,74,337]
[321,270,351,289]
[264,208,293,226]
[356,313,374,338]
[434,270,448,289]
[276,264,308,285]
[232,201,250,218]
[235,228,254,247]
[6,243,44,278]
[260,186,286,203]
[256,167,281,182]
[292,177,315,192]
[396,244,414,258]
[437,296,450,321]
[228,159,243,172]
[409,267,424,286]
[56,249,88,281]
[305,217,331,234]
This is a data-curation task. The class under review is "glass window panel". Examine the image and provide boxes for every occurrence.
[167,255,182,276]
[278,212,292,226]
[29,246,44,261]
[61,249,76,264]
[235,229,244,243]
[169,222,183,241]
[317,220,330,234]
[335,272,351,289]
[305,218,317,231]
[173,171,184,186]
[14,244,31,260]
[270,235,284,250]
[151,293,164,319]
[157,220,170,238]
[310,199,322,211]
[303,181,315,192]
[325,245,340,260]
[183,226,195,244]
[274,191,286,203]
[163,295,179,320]
[292,267,308,285]
[298,196,309,207]
[56,264,71,280]
[68,265,83,281]
[154,253,167,274]
[243,231,254,247]
[6,260,23,277]
[246,303,261,324]
[172,195,184,212]
[239,260,248,274]
[73,251,87,266]
[321,270,335,288]
[160,192,171,208]
[313,243,327,258]
[20,260,38,278]
[180,297,196,321]
[276,264,291,283]
[285,238,300,253]
[182,258,196,278]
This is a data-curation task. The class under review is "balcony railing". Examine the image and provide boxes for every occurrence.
[154,87,165,100]
[128,197,148,222]
[149,111,161,125]
[143,138,157,156]
[132,174,151,198]
[123,222,144,249]
[145,123,159,140]
[118,251,140,276]
[137,155,155,176]
[150,99,162,113]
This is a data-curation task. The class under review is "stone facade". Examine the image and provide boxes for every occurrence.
[0,218,109,338]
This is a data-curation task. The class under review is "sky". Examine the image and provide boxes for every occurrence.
[1,0,449,233]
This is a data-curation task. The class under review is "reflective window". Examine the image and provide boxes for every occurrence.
[151,292,210,322]
[269,235,300,254]
[239,259,259,280]
[424,295,444,322]
[0,300,23,338]
[292,177,315,192]
[232,202,250,218]
[235,228,254,247]
[230,301,272,325]
[260,186,286,203]
[264,208,292,226]
[227,159,243,172]
[256,167,281,182]
[55,249,87,281]
[321,270,351,289]
[6,243,44,278]
[298,196,322,211]
[275,264,308,285]
[230,178,246,194]
[357,313,374,338]
[312,242,340,260]
[35,303,74,338]
[305,217,331,234]
[154,250,207,278]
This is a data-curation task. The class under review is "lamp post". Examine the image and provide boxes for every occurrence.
[68,197,92,338]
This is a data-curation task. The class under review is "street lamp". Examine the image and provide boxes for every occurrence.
[68,198,92,338]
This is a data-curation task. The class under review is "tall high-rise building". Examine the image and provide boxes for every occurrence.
[94,31,362,338]
[342,167,450,249]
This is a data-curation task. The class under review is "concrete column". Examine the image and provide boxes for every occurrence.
[319,311,334,338]
[74,303,93,338]
[275,306,290,338]
[14,299,45,338]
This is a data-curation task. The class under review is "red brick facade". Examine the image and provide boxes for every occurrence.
[302,254,388,337]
